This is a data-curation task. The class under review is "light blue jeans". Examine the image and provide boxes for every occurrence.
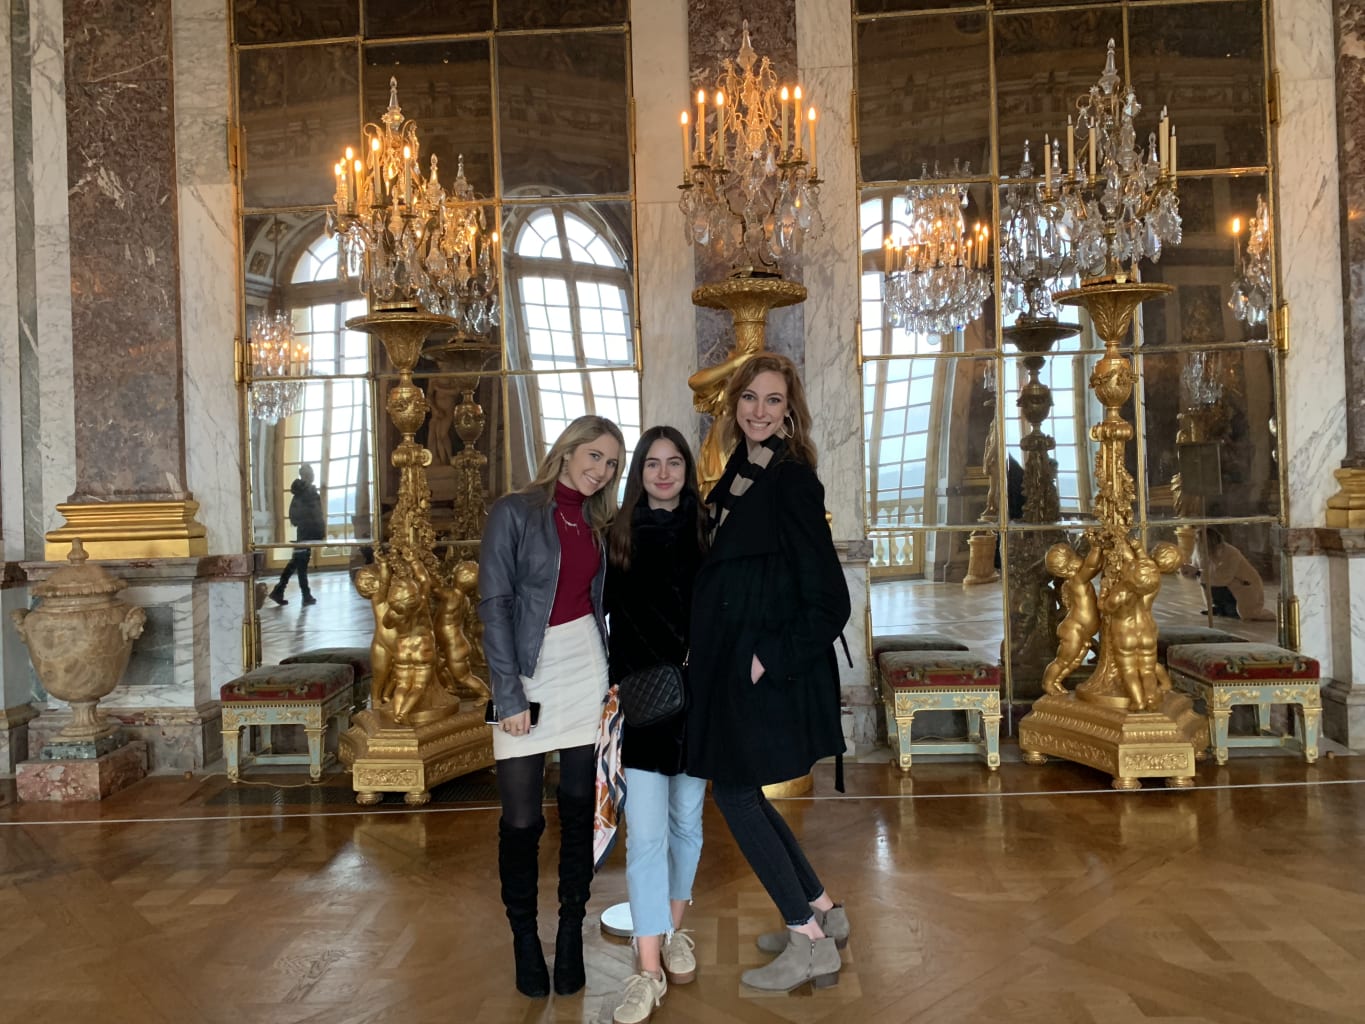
[624,767,707,937]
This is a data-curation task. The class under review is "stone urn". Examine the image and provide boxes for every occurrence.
[12,539,146,744]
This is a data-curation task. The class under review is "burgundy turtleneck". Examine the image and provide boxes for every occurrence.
[549,480,600,626]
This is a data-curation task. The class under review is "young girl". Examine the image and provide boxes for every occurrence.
[604,427,708,1024]
[479,415,625,999]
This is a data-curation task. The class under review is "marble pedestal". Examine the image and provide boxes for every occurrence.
[16,739,148,801]
[19,553,257,772]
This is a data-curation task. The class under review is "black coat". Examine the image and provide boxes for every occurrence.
[686,446,849,787]
[605,499,703,776]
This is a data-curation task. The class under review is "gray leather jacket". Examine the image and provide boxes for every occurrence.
[477,489,608,719]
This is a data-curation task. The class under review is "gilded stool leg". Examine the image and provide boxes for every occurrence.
[967,710,982,743]
[222,715,241,782]
[1256,701,1273,734]
[259,724,274,754]
[1209,706,1232,765]
[896,713,914,773]
[305,727,325,781]
[1301,703,1322,764]
[983,712,1002,770]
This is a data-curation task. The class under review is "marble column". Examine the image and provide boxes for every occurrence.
[1293,0,1365,744]
[631,0,699,452]
[46,0,207,558]
[797,0,873,751]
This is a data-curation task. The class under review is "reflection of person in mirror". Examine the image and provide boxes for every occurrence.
[1192,527,1275,621]
[427,378,459,466]
[270,464,324,606]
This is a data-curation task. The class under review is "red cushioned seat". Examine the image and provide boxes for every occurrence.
[220,662,354,702]
[878,650,1001,689]
[871,633,970,659]
[1167,643,1319,682]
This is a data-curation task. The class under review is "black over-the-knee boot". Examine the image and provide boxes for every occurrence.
[498,817,549,998]
[553,788,595,995]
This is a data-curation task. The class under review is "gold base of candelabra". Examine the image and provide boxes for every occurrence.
[1326,467,1365,528]
[1019,690,1207,790]
[962,530,1000,586]
[45,500,208,560]
[689,277,808,495]
[339,702,494,806]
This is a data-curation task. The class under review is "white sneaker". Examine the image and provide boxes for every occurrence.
[661,929,696,983]
[613,971,667,1024]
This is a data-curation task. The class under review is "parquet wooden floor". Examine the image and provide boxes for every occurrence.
[2,753,1363,1024]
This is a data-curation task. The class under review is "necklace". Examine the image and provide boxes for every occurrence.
[558,510,582,534]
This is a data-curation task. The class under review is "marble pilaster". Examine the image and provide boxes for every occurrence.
[630,0,700,451]
[173,0,241,553]
[0,569,37,774]
[0,3,20,558]
[1334,0,1365,467]
[798,0,873,745]
[64,0,188,503]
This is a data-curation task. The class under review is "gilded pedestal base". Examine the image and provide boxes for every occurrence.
[962,530,1000,585]
[1326,467,1365,529]
[45,500,208,559]
[1019,691,1206,789]
[339,703,493,805]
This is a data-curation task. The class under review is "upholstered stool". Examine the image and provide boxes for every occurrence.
[878,650,1002,772]
[1167,643,1321,765]
[1156,625,1247,665]
[871,633,970,658]
[220,663,356,781]
[280,647,373,708]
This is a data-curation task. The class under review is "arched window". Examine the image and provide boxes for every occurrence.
[276,232,370,553]
[504,205,639,476]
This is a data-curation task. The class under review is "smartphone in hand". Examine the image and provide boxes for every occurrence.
[484,701,541,727]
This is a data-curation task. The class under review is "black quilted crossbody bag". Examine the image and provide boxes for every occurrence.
[618,658,686,728]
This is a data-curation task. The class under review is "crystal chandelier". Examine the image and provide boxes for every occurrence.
[1229,194,1272,326]
[999,141,1078,321]
[881,163,992,334]
[248,310,308,424]
[678,20,822,275]
[327,78,499,335]
[1053,39,1181,282]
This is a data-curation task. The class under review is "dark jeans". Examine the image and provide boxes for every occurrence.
[711,781,824,925]
[277,547,312,597]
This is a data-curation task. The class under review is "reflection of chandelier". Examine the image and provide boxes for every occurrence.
[1054,39,1181,281]
[248,311,309,423]
[327,78,499,335]
[678,20,821,275]
[881,163,991,333]
[1229,194,1272,326]
[999,142,1077,321]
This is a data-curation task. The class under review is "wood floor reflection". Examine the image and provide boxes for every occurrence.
[3,754,1363,1023]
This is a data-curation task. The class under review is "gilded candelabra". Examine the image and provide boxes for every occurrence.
[678,20,821,275]
[1017,43,1204,788]
[329,86,495,805]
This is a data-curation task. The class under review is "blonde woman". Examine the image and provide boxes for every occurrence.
[479,415,625,999]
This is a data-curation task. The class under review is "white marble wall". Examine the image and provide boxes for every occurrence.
[30,0,76,538]
[631,0,700,449]
[174,0,243,555]
[1274,0,1348,531]
[0,6,21,561]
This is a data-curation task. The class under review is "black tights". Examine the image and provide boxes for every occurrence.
[497,744,596,828]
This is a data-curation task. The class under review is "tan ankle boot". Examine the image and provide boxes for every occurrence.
[740,932,841,992]
[755,903,850,954]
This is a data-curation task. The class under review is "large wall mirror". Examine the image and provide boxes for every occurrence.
[855,0,1283,710]
[232,2,637,665]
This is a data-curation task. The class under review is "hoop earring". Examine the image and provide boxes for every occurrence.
[782,413,796,438]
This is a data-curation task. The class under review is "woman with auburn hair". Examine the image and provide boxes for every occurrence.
[604,426,709,1024]
[479,414,625,999]
[687,353,852,993]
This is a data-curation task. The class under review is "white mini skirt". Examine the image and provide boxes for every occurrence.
[493,614,609,760]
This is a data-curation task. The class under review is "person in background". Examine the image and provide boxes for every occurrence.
[605,427,708,1024]
[687,353,852,994]
[270,463,324,606]
[479,415,625,1000]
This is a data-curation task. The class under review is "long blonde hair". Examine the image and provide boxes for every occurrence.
[523,415,627,533]
[720,353,818,467]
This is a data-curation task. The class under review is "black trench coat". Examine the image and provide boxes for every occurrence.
[686,447,850,787]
